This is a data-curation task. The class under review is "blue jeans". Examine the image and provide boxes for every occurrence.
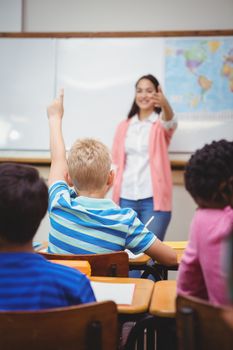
[120,197,171,241]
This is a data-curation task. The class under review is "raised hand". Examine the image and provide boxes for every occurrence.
[151,85,174,121]
[47,88,67,186]
[47,89,64,120]
[151,85,168,109]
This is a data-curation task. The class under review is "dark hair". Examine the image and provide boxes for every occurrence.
[0,163,48,244]
[184,140,233,207]
[127,74,161,119]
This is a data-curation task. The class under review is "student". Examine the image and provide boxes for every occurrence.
[112,74,177,241]
[177,139,233,306]
[47,90,177,266]
[0,163,95,311]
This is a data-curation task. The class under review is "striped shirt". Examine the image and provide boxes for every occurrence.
[0,252,96,311]
[48,181,156,255]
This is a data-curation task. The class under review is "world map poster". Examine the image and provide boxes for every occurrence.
[165,36,233,120]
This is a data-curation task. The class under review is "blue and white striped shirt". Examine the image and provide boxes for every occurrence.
[0,252,96,311]
[48,181,156,255]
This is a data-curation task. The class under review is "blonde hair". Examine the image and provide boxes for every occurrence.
[67,138,111,191]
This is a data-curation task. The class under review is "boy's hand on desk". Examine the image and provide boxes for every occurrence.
[47,89,64,120]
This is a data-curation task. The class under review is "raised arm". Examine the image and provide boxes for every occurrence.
[153,85,174,121]
[47,89,68,187]
[145,239,177,266]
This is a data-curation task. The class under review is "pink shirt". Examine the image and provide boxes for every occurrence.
[112,118,176,211]
[177,206,233,306]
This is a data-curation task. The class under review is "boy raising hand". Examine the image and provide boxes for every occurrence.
[47,90,177,266]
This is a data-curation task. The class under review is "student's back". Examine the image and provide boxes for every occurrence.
[47,91,177,266]
[177,140,233,306]
[0,252,94,310]
[48,181,156,255]
[0,163,95,311]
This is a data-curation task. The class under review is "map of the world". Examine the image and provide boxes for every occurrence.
[165,37,233,116]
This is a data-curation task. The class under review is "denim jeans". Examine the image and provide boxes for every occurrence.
[120,197,171,241]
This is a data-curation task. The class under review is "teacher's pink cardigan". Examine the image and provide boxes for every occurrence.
[112,119,176,211]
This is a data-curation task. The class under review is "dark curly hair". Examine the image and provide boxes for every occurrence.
[184,139,233,208]
[0,163,48,244]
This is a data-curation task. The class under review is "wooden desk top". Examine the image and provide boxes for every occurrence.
[51,259,91,276]
[128,242,187,267]
[90,276,154,314]
[149,280,176,318]
[164,241,188,250]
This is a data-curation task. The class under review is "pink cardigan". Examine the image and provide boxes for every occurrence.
[112,119,175,211]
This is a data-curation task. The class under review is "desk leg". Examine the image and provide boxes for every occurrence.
[155,317,177,350]
[140,264,168,281]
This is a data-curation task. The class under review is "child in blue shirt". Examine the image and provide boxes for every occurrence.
[0,163,95,311]
[47,90,177,265]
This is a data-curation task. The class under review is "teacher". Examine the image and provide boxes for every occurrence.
[112,74,177,241]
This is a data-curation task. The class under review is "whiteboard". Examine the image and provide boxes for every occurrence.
[0,38,56,150]
[57,38,164,149]
[0,36,232,155]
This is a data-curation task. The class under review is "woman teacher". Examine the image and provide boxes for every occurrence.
[112,74,177,240]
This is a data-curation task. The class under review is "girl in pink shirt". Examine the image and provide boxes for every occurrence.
[177,139,233,306]
[112,74,177,240]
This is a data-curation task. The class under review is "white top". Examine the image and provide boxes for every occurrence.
[120,112,177,200]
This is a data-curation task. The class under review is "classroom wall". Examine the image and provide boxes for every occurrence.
[1,0,229,243]
[23,0,233,31]
[0,0,21,31]
[1,0,233,32]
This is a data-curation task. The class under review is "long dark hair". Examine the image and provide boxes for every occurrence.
[127,74,161,119]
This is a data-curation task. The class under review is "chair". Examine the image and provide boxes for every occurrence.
[176,295,233,350]
[121,314,156,350]
[0,301,118,350]
[39,251,129,277]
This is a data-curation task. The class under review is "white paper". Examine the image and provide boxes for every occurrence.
[91,282,135,305]
[124,249,144,259]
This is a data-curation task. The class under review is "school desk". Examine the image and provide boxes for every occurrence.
[128,242,186,280]
[149,280,176,318]
[149,280,177,350]
[50,259,91,277]
[150,245,185,280]
[35,241,153,277]
[128,253,151,278]
[128,253,151,266]
[164,241,188,250]
[90,276,155,349]
[90,276,154,315]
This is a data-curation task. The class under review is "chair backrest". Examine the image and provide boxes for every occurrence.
[0,301,118,350]
[176,295,233,350]
[39,251,129,277]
